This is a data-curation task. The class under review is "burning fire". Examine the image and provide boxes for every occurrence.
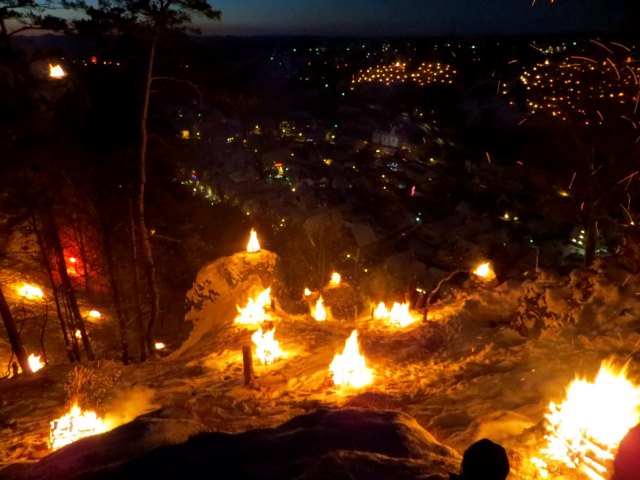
[247,228,260,253]
[304,287,312,296]
[28,353,44,373]
[314,297,327,321]
[235,288,271,325]
[154,342,165,350]
[329,330,373,389]
[329,272,341,287]
[473,261,496,281]
[49,64,66,79]
[87,310,101,319]
[49,404,111,451]
[373,302,417,328]
[251,327,283,365]
[17,283,44,301]
[532,360,640,480]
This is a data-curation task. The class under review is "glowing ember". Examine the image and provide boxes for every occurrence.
[329,272,341,287]
[329,330,373,389]
[87,310,101,319]
[304,288,312,296]
[532,360,640,480]
[246,228,260,253]
[389,302,417,328]
[75,329,82,339]
[17,283,44,301]
[235,288,271,325]
[154,342,165,350]
[251,327,283,365]
[313,297,327,321]
[49,64,66,79]
[49,404,111,451]
[373,301,389,319]
[473,261,496,281]
[28,353,43,373]
[69,257,77,264]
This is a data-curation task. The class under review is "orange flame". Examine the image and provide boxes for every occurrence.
[154,342,166,350]
[49,64,66,79]
[373,301,416,328]
[473,261,496,281]
[314,297,326,321]
[17,283,44,301]
[329,272,341,287]
[28,353,44,373]
[235,288,271,325]
[251,327,283,365]
[531,360,640,480]
[49,404,111,451]
[87,310,101,319]
[304,288,312,296]
[247,229,260,253]
[329,330,373,389]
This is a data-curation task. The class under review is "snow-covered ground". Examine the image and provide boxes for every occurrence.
[2,251,640,479]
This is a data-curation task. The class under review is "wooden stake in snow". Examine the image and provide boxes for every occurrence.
[242,345,255,385]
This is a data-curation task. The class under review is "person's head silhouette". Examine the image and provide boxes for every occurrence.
[459,438,510,480]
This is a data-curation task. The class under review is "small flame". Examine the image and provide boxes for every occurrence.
[329,330,373,389]
[473,261,496,281]
[314,297,326,321]
[28,353,44,373]
[373,301,416,327]
[374,301,389,319]
[235,288,271,325]
[154,342,165,350]
[532,360,640,480]
[87,310,101,319]
[304,288,312,296]
[389,302,417,328]
[49,64,66,79]
[17,283,44,301]
[247,229,260,253]
[329,272,341,287]
[49,404,111,451]
[75,329,82,340]
[251,328,283,365]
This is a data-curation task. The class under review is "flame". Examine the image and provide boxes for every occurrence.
[314,297,327,321]
[374,301,389,319]
[75,329,82,340]
[532,360,640,480]
[49,404,111,451]
[28,353,44,373]
[235,288,271,325]
[49,64,66,79]
[87,310,101,319]
[247,229,260,253]
[373,301,416,328]
[17,283,44,301]
[389,302,417,328]
[154,342,165,350]
[304,288,312,296]
[473,261,496,281]
[329,330,373,389]
[329,272,341,287]
[251,327,283,365]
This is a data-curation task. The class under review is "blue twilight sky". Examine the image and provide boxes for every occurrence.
[201,0,635,36]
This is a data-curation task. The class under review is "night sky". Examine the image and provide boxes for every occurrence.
[206,0,636,36]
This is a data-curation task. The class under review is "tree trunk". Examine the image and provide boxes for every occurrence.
[0,285,30,374]
[96,205,130,365]
[138,33,160,355]
[129,187,147,361]
[31,213,79,362]
[45,208,95,360]
[584,203,598,267]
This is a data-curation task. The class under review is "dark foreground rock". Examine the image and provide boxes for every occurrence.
[6,408,460,480]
